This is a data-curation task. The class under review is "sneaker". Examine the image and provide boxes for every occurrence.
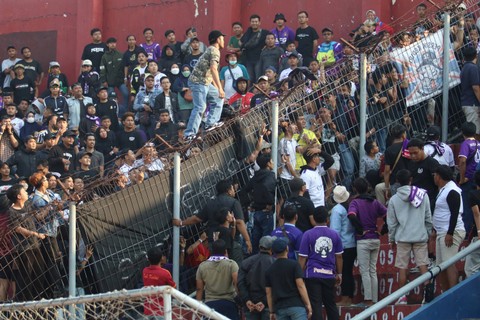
[423,283,435,304]
[183,135,196,143]
[395,295,408,305]
[205,121,224,132]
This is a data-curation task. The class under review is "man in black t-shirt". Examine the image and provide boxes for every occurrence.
[18,47,44,90]
[265,238,312,318]
[81,28,108,72]
[10,64,34,104]
[466,171,480,277]
[407,138,440,209]
[295,11,319,66]
[96,87,119,132]
[283,177,315,232]
[376,124,411,205]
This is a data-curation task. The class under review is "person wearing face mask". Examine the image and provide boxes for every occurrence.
[173,64,194,123]
[167,63,182,88]
[20,111,42,141]
[220,51,249,100]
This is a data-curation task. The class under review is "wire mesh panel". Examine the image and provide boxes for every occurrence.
[0,286,229,320]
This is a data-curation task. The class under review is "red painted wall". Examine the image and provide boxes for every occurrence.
[0,0,424,86]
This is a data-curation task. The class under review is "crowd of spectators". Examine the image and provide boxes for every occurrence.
[1,1,480,319]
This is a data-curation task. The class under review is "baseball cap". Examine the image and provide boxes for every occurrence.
[82,59,93,66]
[288,52,299,59]
[273,13,287,23]
[144,73,155,80]
[271,238,288,254]
[44,132,57,140]
[322,27,334,34]
[14,64,25,70]
[49,78,60,87]
[265,66,277,73]
[257,75,268,83]
[259,236,276,250]
[426,126,441,140]
[208,30,226,43]
[97,87,108,93]
[62,130,76,138]
[79,152,93,159]
[57,115,67,122]
[49,61,60,68]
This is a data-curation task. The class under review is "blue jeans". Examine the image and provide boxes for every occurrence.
[108,84,129,117]
[339,143,355,190]
[275,306,307,320]
[185,81,223,136]
[252,211,274,254]
[375,127,387,153]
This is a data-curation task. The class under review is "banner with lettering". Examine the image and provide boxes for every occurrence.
[390,29,461,107]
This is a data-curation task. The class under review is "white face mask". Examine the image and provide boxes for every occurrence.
[26,117,35,123]
[171,68,180,75]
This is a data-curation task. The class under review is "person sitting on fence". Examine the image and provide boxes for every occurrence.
[143,246,176,320]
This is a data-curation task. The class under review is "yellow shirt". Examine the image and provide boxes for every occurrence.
[293,129,319,171]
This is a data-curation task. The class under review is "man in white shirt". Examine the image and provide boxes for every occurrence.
[2,46,21,89]
[279,52,300,81]
[424,126,455,169]
[433,165,466,291]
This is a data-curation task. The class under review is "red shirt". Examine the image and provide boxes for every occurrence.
[142,265,176,315]
[229,92,254,114]
[185,243,210,267]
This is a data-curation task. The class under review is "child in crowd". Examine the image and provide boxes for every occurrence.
[143,246,176,319]
[359,140,383,189]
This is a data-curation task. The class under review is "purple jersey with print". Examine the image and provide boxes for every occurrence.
[348,198,387,240]
[271,223,303,260]
[298,226,343,279]
[459,139,480,179]
[141,43,162,61]
[271,26,296,47]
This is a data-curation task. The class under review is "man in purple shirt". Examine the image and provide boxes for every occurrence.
[271,204,303,260]
[140,28,162,61]
[347,177,387,306]
[298,206,343,320]
[271,13,296,49]
[458,121,480,234]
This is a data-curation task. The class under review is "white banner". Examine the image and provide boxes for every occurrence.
[390,29,461,107]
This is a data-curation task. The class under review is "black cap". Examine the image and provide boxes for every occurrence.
[322,27,334,34]
[208,30,225,44]
[288,52,299,59]
[79,152,93,159]
[45,132,57,140]
[97,87,108,93]
[57,115,67,122]
[273,13,287,23]
[1,91,13,97]
[62,130,76,138]
[426,126,441,140]
[271,238,288,254]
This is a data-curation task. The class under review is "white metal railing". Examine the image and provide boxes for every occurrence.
[351,238,480,320]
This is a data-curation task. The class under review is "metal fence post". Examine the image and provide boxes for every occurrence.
[359,53,368,166]
[442,12,451,142]
[68,201,77,317]
[271,99,279,228]
[172,152,181,285]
